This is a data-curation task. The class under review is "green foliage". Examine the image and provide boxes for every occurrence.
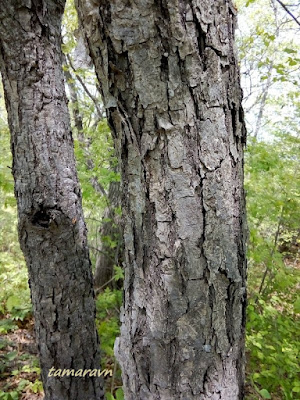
[62,0,78,54]
[73,121,120,271]
[245,134,300,293]
[74,120,118,208]
[237,4,300,394]
[113,266,124,282]
[0,350,18,374]
[96,283,123,397]
[247,297,299,399]
[0,337,42,399]
[245,134,300,399]
[0,391,19,400]
[0,320,18,335]
[0,125,31,323]
[105,388,124,400]
[236,0,300,139]
[96,287,122,357]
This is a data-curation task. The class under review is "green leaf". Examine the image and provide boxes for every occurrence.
[259,388,271,399]
[113,266,124,282]
[8,393,19,400]
[115,388,124,400]
[0,392,19,400]
[6,295,21,312]
[288,58,297,67]
[293,297,300,313]
[283,48,297,54]
[253,341,262,349]
[6,351,18,361]
[0,319,18,334]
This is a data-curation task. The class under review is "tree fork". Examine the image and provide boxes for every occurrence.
[0,1,104,399]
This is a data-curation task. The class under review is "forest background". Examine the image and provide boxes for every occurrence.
[0,0,299,399]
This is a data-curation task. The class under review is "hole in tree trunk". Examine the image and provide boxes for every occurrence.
[32,209,51,228]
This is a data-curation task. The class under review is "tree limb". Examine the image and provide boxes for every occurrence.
[275,0,300,26]
[66,53,103,119]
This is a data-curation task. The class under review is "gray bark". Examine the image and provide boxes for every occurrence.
[0,2,104,399]
[76,1,247,399]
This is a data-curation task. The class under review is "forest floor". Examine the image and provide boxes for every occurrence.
[1,258,298,400]
[0,320,277,400]
[0,318,43,400]
[1,322,257,400]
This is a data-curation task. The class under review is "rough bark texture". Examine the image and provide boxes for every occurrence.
[76,1,247,399]
[0,2,104,399]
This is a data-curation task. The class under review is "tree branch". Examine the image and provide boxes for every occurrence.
[275,0,300,26]
[66,53,103,119]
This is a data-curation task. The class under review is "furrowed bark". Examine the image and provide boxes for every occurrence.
[0,2,104,399]
[76,0,247,399]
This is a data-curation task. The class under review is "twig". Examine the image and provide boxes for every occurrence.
[89,246,116,263]
[110,360,118,394]
[66,54,103,119]
[275,0,300,26]
[254,61,274,138]
[95,276,116,295]
[257,205,284,298]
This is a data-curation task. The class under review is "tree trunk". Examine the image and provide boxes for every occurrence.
[94,180,122,291]
[76,1,247,399]
[63,57,122,291]
[0,2,104,399]
[62,53,85,141]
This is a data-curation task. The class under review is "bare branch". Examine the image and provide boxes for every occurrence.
[276,0,300,26]
[66,53,103,119]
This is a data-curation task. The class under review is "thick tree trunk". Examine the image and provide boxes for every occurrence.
[0,2,104,399]
[77,1,247,399]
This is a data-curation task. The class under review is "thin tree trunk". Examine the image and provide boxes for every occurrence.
[0,2,104,399]
[253,61,273,139]
[94,180,122,291]
[63,57,121,291]
[63,53,85,141]
[77,1,247,399]
[254,0,279,139]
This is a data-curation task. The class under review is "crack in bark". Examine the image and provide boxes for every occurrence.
[76,0,247,398]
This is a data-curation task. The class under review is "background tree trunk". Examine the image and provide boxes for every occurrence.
[63,56,122,291]
[77,0,247,399]
[94,180,122,291]
[0,2,104,399]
